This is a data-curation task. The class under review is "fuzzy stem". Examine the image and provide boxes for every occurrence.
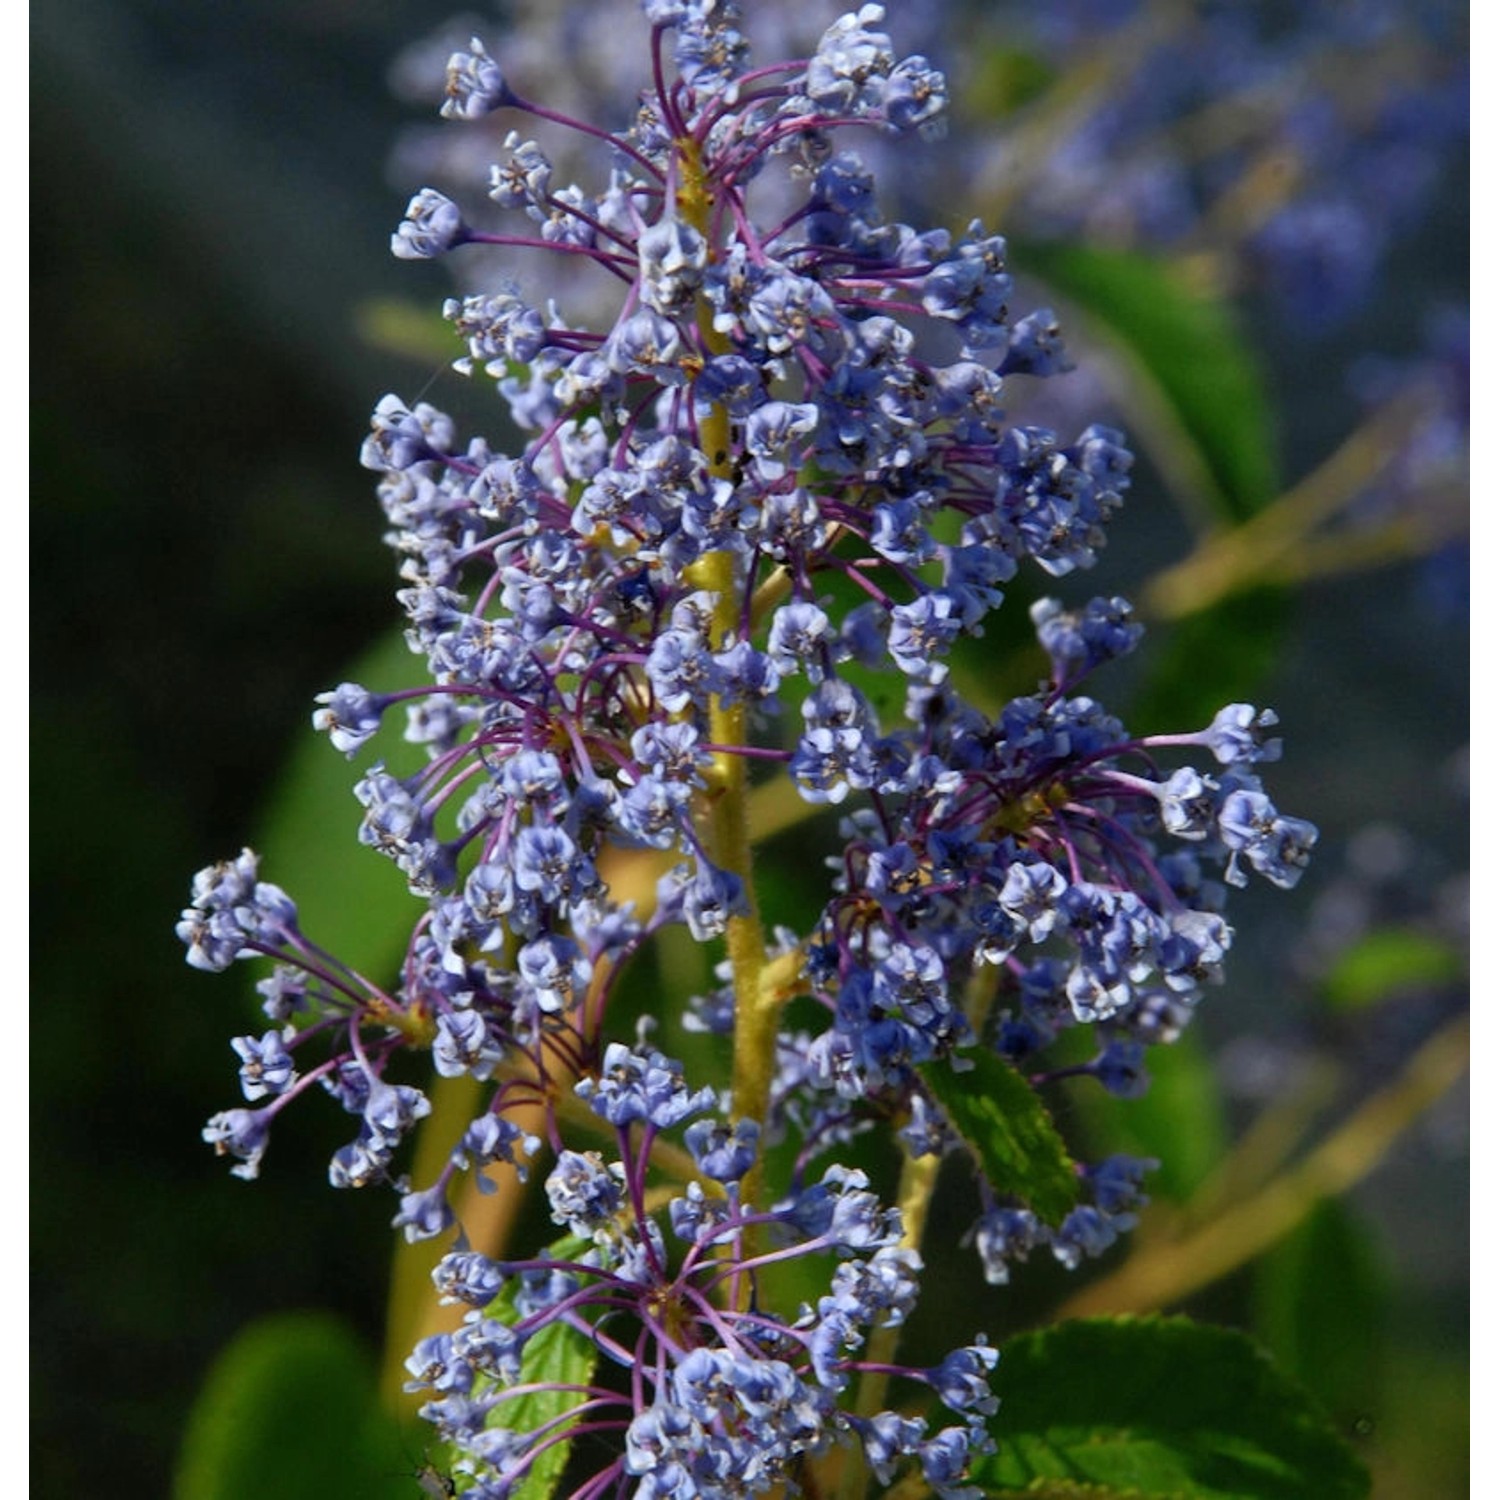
[676,137,777,1155]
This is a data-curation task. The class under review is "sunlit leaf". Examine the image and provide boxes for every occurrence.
[974,1316,1370,1499]
[920,1049,1079,1226]
[483,1234,600,1500]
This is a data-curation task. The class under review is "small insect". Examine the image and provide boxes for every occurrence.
[414,1459,458,1499]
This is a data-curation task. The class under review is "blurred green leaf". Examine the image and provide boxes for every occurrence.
[1253,1200,1387,1428]
[974,1316,1370,1499]
[921,1050,1079,1225]
[485,1233,600,1500]
[174,1312,417,1500]
[1012,242,1278,523]
[1322,927,1466,1011]
[1126,585,1287,735]
[1012,244,1287,732]
[1372,1346,1469,1500]
[965,47,1058,116]
[1068,1033,1228,1203]
[356,298,458,365]
[256,627,427,988]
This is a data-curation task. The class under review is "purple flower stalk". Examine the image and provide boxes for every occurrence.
[178,2,1321,1492]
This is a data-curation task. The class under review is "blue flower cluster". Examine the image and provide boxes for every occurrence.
[407,1043,995,1499]
[178,3,1321,1492]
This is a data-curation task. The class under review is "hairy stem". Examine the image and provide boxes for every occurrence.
[677,136,776,1157]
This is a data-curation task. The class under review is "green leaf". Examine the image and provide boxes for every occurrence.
[1068,1033,1228,1204]
[974,1316,1370,1500]
[174,1312,417,1500]
[964,47,1058,116]
[255,627,428,988]
[1253,1200,1388,1424]
[1322,927,1466,1011]
[1011,242,1278,523]
[356,298,458,365]
[920,1050,1079,1226]
[479,1233,600,1500]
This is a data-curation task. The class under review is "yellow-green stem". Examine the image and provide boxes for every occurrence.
[677,135,777,1156]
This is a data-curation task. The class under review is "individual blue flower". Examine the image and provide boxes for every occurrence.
[683,1117,759,1181]
[392,188,469,260]
[202,1107,274,1181]
[512,824,590,905]
[450,1113,539,1187]
[805,5,895,115]
[1000,307,1072,377]
[682,860,746,942]
[887,594,962,684]
[1158,765,1218,840]
[486,132,552,210]
[767,600,832,679]
[545,1149,625,1234]
[973,1206,1044,1286]
[637,215,708,317]
[929,1339,999,1417]
[440,37,515,121]
[312,682,391,755]
[1031,595,1143,678]
[920,1424,992,1498]
[646,627,726,713]
[516,934,591,1014]
[1218,785,1319,889]
[883,55,948,134]
[1051,1204,1121,1270]
[363,1077,432,1151]
[432,1008,504,1080]
[177,849,298,972]
[359,394,454,472]
[395,1182,457,1243]
[1202,703,1285,765]
[230,1031,296,1101]
[450,1314,524,1384]
[576,1043,717,1129]
[432,1248,507,1308]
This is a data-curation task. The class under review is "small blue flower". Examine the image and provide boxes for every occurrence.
[545,1149,624,1233]
[202,1107,274,1181]
[230,1031,296,1101]
[440,37,516,121]
[312,682,391,755]
[392,188,469,260]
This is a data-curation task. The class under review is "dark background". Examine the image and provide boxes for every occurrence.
[32,2,1467,1497]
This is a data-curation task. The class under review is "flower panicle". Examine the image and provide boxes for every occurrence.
[178,5,1322,1492]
